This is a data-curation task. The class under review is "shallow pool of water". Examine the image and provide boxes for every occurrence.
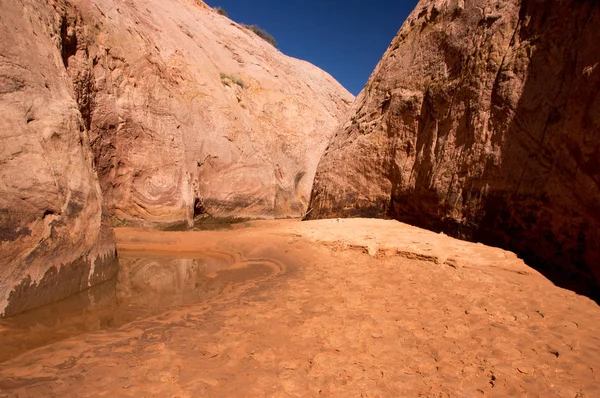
[0,250,281,363]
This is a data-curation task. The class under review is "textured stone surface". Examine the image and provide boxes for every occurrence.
[308,0,600,296]
[67,0,353,226]
[0,0,351,315]
[0,0,117,316]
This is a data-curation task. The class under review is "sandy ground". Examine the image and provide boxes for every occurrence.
[1,218,599,397]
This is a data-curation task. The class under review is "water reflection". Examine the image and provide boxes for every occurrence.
[117,256,275,314]
[0,253,279,363]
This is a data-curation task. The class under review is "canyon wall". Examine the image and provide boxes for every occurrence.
[309,0,600,296]
[0,0,352,315]
[0,0,118,316]
[70,0,353,226]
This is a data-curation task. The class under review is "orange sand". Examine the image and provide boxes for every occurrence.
[0,219,599,397]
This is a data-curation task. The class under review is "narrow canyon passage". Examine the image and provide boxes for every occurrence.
[2,0,598,396]
[1,220,599,397]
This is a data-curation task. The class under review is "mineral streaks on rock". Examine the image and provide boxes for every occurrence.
[309,0,600,295]
[1,0,352,315]
[0,0,117,316]
[67,0,353,226]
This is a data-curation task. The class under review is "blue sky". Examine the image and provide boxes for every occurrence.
[204,0,419,95]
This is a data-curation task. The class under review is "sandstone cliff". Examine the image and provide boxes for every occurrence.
[0,0,118,316]
[0,0,352,315]
[68,0,353,226]
[308,0,600,296]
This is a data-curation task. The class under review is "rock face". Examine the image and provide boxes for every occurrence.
[68,0,353,226]
[309,0,600,296]
[0,0,118,316]
[1,0,351,315]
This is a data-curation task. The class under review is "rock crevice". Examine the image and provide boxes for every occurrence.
[0,0,118,316]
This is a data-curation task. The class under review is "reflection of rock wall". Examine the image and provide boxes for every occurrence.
[128,258,198,294]
[309,0,600,296]
[122,258,201,294]
[117,257,228,308]
[0,0,117,316]
[117,253,279,310]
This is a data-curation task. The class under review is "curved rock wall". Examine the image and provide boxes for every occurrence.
[69,0,353,226]
[309,0,600,296]
[0,0,117,316]
[1,0,352,315]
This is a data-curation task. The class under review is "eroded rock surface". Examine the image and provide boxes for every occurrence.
[67,0,353,225]
[0,0,351,315]
[308,0,600,296]
[0,0,117,316]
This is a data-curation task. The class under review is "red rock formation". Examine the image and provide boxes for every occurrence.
[0,0,117,316]
[0,0,351,315]
[309,0,600,296]
[67,0,353,227]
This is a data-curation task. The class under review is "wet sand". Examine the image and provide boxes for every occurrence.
[1,219,599,397]
[0,223,284,363]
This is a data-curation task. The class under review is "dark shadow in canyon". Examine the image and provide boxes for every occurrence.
[386,0,600,304]
[473,0,600,303]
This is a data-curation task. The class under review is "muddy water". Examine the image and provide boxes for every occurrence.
[0,249,282,363]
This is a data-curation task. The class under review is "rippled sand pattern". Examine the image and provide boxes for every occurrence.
[1,219,599,397]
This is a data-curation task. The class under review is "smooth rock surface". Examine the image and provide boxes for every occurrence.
[67,0,353,225]
[0,0,352,315]
[308,0,600,297]
[0,0,117,316]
